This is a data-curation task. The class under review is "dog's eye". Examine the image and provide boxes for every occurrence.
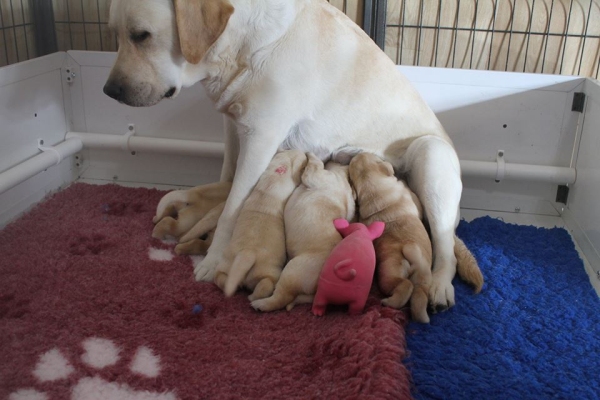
[130,31,150,43]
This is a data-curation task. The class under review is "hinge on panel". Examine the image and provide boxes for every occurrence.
[571,92,586,113]
[556,185,570,204]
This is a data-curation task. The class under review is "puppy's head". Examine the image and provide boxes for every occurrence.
[348,152,395,190]
[103,0,234,107]
[287,150,309,185]
[267,150,307,183]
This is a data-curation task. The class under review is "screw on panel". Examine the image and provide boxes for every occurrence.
[514,207,521,213]
[113,175,119,180]
[65,68,76,83]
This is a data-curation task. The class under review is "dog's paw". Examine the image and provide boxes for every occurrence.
[428,273,456,313]
[8,337,176,400]
[194,254,218,282]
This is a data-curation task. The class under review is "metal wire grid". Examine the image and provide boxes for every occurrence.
[53,0,115,53]
[385,0,600,79]
[0,0,35,67]
[1,0,598,79]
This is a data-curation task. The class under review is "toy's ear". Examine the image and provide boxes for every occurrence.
[334,218,350,230]
[174,0,234,64]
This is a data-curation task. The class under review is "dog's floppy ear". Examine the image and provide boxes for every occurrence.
[174,0,234,64]
[378,160,395,177]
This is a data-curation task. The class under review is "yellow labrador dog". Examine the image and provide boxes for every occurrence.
[104,0,465,311]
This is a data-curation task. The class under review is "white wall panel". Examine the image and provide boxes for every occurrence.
[566,79,600,277]
[68,51,223,141]
[0,52,77,227]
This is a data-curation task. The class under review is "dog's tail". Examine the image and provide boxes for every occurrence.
[454,236,484,293]
[224,250,257,297]
[153,190,189,224]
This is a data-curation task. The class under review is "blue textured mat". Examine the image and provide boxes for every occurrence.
[406,216,600,400]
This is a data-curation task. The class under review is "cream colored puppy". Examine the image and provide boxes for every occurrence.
[214,150,308,301]
[174,202,225,256]
[349,152,433,323]
[152,182,231,255]
[349,152,484,322]
[105,0,468,312]
[251,153,356,312]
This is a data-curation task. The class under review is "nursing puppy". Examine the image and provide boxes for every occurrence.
[105,0,469,312]
[349,152,432,323]
[251,153,356,312]
[152,182,231,255]
[174,201,225,256]
[214,150,307,301]
[349,153,484,322]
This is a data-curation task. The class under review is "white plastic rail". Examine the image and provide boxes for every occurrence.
[0,137,83,195]
[0,132,576,196]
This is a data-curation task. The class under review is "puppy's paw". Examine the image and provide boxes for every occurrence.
[250,298,275,312]
[194,255,218,282]
[428,273,455,313]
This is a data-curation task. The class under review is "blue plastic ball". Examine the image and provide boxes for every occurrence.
[192,304,203,315]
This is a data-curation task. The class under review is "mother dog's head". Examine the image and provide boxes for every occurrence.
[103,0,234,107]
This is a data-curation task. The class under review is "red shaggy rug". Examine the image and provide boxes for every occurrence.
[0,183,410,400]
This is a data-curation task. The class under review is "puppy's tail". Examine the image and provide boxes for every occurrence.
[251,288,296,313]
[153,190,189,224]
[224,250,256,297]
[454,236,484,293]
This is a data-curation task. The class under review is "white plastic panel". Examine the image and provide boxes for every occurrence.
[398,66,584,167]
[67,51,223,141]
[0,53,68,172]
[0,52,77,227]
[66,51,225,187]
[62,53,585,215]
[566,79,600,276]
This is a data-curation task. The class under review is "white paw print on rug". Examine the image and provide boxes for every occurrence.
[9,337,177,400]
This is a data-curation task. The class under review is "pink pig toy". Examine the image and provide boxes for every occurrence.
[312,219,385,316]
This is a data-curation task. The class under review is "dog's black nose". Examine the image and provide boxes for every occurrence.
[103,81,123,101]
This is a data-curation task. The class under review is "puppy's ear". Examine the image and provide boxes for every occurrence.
[351,185,358,201]
[174,0,234,64]
[379,160,395,177]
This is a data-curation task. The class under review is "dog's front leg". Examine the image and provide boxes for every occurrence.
[194,129,284,282]
[402,136,462,312]
[220,116,240,183]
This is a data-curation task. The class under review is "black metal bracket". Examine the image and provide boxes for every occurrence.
[572,92,586,113]
[556,185,570,204]
[363,0,387,50]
